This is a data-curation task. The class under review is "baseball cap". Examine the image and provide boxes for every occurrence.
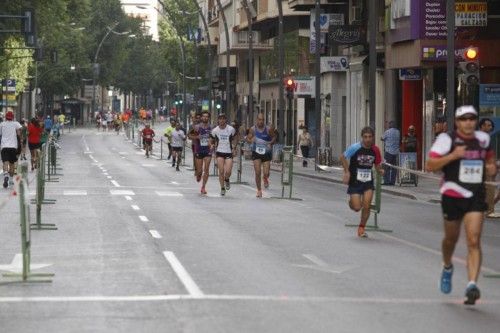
[5,111,14,120]
[455,105,477,118]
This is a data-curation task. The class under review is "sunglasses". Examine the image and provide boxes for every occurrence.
[457,116,477,122]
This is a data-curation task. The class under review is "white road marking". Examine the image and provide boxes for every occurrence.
[136,152,144,155]
[0,294,499,304]
[131,205,140,211]
[107,176,112,179]
[124,196,133,201]
[118,152,129,155]
[101,169,107,172]
[109,190,135,195]
[111,180,121,187]
[0,254,52,273]
[155,191,183,197]
[63,190,88,196]
[103,173,109,176]
[83,151,93,154]
[141,164,155,167]
[149,230,162,238]
[171,181,179,185]
[163,251,204,297]
[303,254,328,267]
[138,216,149,222]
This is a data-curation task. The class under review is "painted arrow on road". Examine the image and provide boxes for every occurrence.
[293,254,356,274]
[0,254,52,273]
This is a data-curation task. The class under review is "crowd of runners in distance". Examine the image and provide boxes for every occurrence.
[0,110,66,189]
[139,111,276,198]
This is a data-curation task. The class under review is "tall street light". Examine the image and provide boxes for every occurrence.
[91,23,133,123]
[215,0,231,118]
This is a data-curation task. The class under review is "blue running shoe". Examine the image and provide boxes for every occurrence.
[440,265,453,294]
[464,283,480,305]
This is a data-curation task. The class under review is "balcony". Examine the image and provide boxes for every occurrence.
[288,0,349,11]
[231,31,273,53]
[207,5,219,26]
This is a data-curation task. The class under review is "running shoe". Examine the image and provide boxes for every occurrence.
[201,187,207,195]
[196,174,202,182]
[220,188,226,196]
[3,176,8,189]
[464,283,480,305]
[263,177,269,189]
[439,265,453,294]
[225,179,231,190]
[176,166,180,171]
[256,190,262,198]
[357,226,368,238]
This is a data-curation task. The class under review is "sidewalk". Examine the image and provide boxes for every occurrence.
[288,157,442,203]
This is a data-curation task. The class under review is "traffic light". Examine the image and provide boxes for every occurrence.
[285,78,295,99]
[459,47,479,85]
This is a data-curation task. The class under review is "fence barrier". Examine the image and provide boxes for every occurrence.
[2,162,54,282]
[271,146,301,201]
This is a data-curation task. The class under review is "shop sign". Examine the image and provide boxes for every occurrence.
[455,2,487,27]
[418,0,447,39]
[320,57,349,73]
[479,84,500,107]
[294,78,315,98]
[421,46,468,61]
[399,69,422,81]
[1,79,16,92]
[328,25,366,45]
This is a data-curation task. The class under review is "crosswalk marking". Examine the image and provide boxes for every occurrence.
[155,191,183,197]
[110,190,135,195]
[63,190,88,196]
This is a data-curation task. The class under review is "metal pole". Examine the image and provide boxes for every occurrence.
[242,0,254,124]
[314,0,321,161]
[191,0,213,116]
[368,0,377,130]
[446,1,456,125]
[216,0,231,118]
[180,37,188,130]
[277,0,285,143]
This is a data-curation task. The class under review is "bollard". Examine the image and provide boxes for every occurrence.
[2,162,54,282]
[344,172,392,232]
[160,137,163,160]
[271,146,302,200]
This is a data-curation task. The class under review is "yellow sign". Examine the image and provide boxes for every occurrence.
[455,2,487,26]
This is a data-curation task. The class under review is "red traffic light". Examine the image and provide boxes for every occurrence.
[464,47,478,61]
[286,79,294,86]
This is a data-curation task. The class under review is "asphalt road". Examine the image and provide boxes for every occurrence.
[0,127,499,333]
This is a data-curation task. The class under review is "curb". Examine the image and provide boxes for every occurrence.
[292,171,419,201]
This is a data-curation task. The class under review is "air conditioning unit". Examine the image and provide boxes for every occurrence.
[351,6,362,22]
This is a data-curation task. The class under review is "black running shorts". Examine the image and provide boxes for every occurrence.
[441,193,487,221]
[1,148,18,163]
[252,151,272,162]
[216,152,233,159]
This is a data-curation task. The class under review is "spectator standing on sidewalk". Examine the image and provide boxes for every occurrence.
[401,125,417,153]
[381,121,400,185]
[478,118,498,217]
[43,115,52,135]
[298,126,312,167]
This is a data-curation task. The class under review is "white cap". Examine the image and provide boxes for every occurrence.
[455,105,478,118]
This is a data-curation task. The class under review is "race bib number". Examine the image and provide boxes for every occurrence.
[145,135,152,139]
[459,160,483,184]
[356,168,372,182]
[200,137,209,146]
[256,144,267,155]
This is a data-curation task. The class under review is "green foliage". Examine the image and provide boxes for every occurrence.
[0,37,33,95]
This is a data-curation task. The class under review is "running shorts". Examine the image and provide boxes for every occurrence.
[347,182,375,195]
[216,152,233,159]
[195,152,211,159]
[252,151,272,162]
[1,148,18,163]
[441,193,487,221]
[28,142,41,151]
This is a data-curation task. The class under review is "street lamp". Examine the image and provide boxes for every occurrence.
[91,23,134,123]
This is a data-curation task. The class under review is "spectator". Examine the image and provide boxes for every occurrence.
[44,115,53,134]
[381,121,400,185]
[402,125,418,153]
[298,126,312,167]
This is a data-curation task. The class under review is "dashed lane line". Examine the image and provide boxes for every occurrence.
[163,251,204,297]
[111,180,121,187]
[138,216,149,222]
[149,230,162,239]
[131,205,140,211]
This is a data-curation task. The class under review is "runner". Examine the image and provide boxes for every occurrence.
[170,122,186,171]
[340,126,383,238]
[246,113,276,197]
[211,114,236,196]
[141,123,155,158]
[27,117,43,171]
[426,105,496,305]
[189,111,212,194]
[164,119,176,160]
[0,111,22,188]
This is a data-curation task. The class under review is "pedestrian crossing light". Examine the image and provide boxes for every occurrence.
[459,47,480,85]
[216,100,222,110]
[285,78,295,98]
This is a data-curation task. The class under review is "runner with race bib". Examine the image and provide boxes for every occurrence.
[340,126,383,238]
